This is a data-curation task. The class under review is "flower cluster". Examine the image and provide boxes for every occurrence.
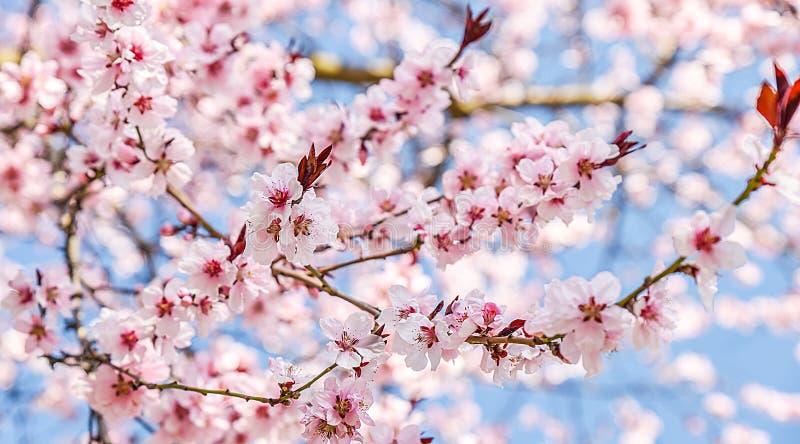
[244,161,339,266]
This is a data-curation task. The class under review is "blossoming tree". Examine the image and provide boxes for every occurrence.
[1,0,799,442]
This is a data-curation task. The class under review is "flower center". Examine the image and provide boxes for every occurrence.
[266,217,282,242]
[293,214,313,236]
[459,171,478,190]
[203,259,223,278]
[536,173,553,191]
[694,227,720,253]
[416,325,438,348]
[493,207,513,226]
[120,330,139,351]
[113,375,134,397]
[156,296,174,317]
[334,396,353,418]
[111,0,134,11]
[268,188,291,208]
[369,107,385,122]
[577,158,594,178]
[30,323,47,340]
[578,296,606,323]
[417,70,435,87]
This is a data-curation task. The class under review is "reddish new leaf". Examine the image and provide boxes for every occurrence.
[496,319,526,337]
[774,61,789,98]
[782,78,800,128]
[428,300,445,320]
[596,130,647,168]
[297,143,333,192]
[227,224,247,261]
[756,82,779,128]
[448,5,492,66]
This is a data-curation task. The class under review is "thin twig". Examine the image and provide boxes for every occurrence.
[166,184,227,241]
[317,238,422,274]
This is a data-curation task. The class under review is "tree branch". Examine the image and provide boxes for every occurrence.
[45,353,336,406]
[311,54,739,117]
[166,184,227,241]
[616,134,784,307]
[317,238,422,274]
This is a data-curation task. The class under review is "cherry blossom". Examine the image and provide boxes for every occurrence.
[535,272,634,376]
[13,312,59,354]
[302,376,374,443]
[320,311,384,369]
[672,206,747,309]
[178,239,235,297]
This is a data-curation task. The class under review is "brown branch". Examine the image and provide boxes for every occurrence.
[317,238,422,274]
[166,184,227,241]
[616,134,785,307]
[311,55,739,117]
[46,353,336,406]
[272,264,382,317]
[465,334,562,347]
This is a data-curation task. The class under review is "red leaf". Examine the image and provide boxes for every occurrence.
[782,77,800,128]
[496,319,526,337]
[774,61,789,98]
[756,82,779,128]
[428,300,444,320]
[297,143,333,192]
[227,224,247,261]
[444,296,459,315]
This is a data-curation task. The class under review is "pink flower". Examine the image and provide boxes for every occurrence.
[441,144,488,198]
[423,214,477,268]
[302,376,374,443]
[352,85,398,134]
[13,312,58,354]
[88,365,151,420]
[35,269,75,317]
[672,206,746,309]
[91,0,149,29]
[554,132,621,203]
[139,280,190,337]
[249,163,303,219]
[92,308,150,361]
[479,343,545,385]
[376,285,437,331]
[137,127,195,196]
[269,357,308,388]
[454,186,498,238]
[0,52,66,124]
[672,206,745,271]
[278,191,340,266]
[537,272,634,376]
[631,272,677,350]
[516,156,563,205]
[320,311,384,368]
[245,164,334,265]
[489,186,524,242]
[188,294,231,337]
[123,82,178,128]
[228,257,274,314]
[178,239,236,297]
[182,23,236,65]
[390,45,453,95]
[3,271,36,315]
[393,313,446,371]
[81,26,171,93]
